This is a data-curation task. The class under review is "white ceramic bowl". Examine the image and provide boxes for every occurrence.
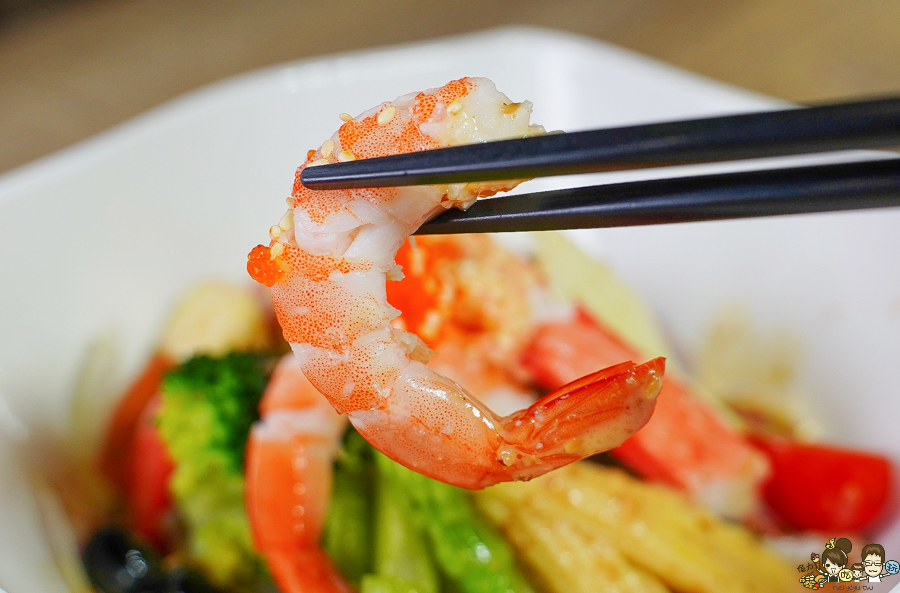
[1,27,898,592]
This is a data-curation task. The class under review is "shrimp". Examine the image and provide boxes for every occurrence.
[248,77,664,489]
[521,307,770,519]
[245,354,350,593]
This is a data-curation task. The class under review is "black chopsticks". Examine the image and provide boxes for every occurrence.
[413,159,900,234]
[300,96,900,190]
[298,96,900,233]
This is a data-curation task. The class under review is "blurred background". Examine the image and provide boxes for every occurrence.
[2,0,899,175]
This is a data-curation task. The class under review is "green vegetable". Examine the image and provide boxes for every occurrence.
[327,428,533,593]
[374,451,439,593]
[156,352,275,588]
[377,453,534,593]
[324,430,376,585]
[361,574,430,593]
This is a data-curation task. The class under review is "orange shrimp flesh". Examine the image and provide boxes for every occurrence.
[245,354,350,593]
[389,234,539,415]
[249,78,664,489]
[387,235,534,353]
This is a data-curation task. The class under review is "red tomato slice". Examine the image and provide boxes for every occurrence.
[752,436,893,532]
[100,353,174,488]
[97,354,177,549]
[123,393,175,550]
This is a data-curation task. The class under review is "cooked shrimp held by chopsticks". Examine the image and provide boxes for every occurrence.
[248,78,664,489]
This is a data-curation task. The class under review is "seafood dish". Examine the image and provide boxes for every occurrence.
[12,77,897,593]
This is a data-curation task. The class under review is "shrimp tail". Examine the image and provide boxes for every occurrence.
[499,358,664,481]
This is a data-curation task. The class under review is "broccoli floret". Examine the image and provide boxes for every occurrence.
[157,352,276,588]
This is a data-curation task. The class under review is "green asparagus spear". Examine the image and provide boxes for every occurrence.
[374,446,439,593]
[323,431,375,585]
[361,574,430,593]
[375,451,534,593]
